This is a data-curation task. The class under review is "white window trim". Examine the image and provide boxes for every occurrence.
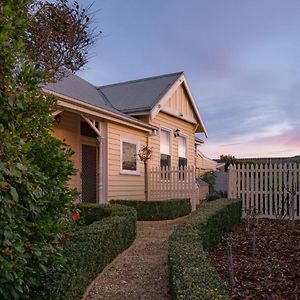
[159,127,173,157]
[120,137,141,175]
[178,133,188,161]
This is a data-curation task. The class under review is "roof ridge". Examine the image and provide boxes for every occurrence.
[98,71,183,89]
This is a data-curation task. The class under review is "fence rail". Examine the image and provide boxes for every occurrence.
[148,166,208,210]
[228,163,300,219]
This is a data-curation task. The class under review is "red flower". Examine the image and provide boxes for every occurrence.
[72,213,80,220]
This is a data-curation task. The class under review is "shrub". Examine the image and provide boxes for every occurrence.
[168,198,242,300]
[79,203,137,225]
[33,204,137,300]
[110,199,191,220]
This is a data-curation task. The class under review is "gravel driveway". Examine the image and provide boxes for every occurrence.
[82,217,185,300]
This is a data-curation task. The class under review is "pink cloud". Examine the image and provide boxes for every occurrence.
[200,126,300,159]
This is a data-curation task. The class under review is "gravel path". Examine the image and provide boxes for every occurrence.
[82,217,185,300]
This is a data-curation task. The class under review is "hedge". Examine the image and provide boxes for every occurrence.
[79,203,137,225]
[168,198,242,300]
[33,204,137,300]
[110,199,191,220]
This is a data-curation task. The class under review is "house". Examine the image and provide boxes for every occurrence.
[196,149,225,177]
[43,72,208,206]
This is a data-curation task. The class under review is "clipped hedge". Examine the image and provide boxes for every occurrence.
[110,199,191,221]
[79,203,137,225]
[169,198,242,300]
[34,204,137,300]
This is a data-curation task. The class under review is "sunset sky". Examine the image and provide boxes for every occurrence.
[79,0,300,159]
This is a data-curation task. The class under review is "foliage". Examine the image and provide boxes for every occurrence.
[28,0,100,78]
[33,204,137,300]
[110,199,191,221]
[0,0,96,298]
[138,145,152,162]
[201,171,216,194]
[168,198,242,300]
[220,155,237,171]
[79,203,137,225]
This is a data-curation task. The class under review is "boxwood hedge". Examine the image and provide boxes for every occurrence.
[168,198,242,300]
[110,198,191,220]
[33,204,137,300]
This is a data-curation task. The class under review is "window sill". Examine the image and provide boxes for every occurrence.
[120,170,141,176]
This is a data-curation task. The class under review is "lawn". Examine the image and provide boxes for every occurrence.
[209,219,300,299]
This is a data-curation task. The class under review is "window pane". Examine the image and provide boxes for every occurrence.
[160,129,170,155]
[122,142,137,171]
[178,136,187,158]
[160,154,171,169]
[179,157,187,169]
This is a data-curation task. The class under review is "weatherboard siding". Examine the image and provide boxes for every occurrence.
[163,84,196,121]
[52,111,81,190]
[149,111,196,168]
[107,122,146,200]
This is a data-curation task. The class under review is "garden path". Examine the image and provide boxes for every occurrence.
[82,217,186,300]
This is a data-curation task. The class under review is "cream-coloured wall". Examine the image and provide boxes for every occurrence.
[196,153,218,176]
[148,111,196,168]
[163,84,197,121]
[107,122,147,200]
[51,111,81,190]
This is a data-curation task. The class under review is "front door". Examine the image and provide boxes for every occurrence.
[81,144,97,203]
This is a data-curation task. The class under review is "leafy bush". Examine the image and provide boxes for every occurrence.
[168,198,242,300]
[33,204,137,300]
[201,171,216,194]
[0,3,77,299]
[110,199,191,220]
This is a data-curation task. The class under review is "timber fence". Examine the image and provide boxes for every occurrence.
[228,163,300,219]
[148,166,208,210]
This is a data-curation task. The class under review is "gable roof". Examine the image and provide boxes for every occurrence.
[98,72,183,113]
[42,73,158,132]
[43,73,117,112]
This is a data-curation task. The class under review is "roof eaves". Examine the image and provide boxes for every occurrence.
[149,72,183,110]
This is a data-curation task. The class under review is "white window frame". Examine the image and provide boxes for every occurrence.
[160,127,172,167]
[120,137,140,175]
[178,134,188,160]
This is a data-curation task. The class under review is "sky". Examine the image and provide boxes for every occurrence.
[78,0,300,159]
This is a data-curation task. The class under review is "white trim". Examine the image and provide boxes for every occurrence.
[120,137,141,176]
[149,73,208,137]
[160,127,172,167]
[81,115,102,137]
[150,74,184,121]
[160,107,198,124]
[43,88,158,133]
[178,133,188,160]
[52,110,63,116]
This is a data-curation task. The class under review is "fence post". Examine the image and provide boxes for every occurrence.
[228,164,236,199]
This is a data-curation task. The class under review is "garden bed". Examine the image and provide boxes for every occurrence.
[209,219,300,299]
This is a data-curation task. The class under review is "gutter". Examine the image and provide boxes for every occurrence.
[43,88,158,133]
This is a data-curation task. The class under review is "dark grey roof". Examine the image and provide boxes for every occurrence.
[98,72,183,113]
[43,73,117,112]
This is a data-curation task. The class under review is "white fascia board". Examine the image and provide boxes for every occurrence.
[43,88,158,133]
[149,73,208,137]
[181,75,208,137]
[149,74,185,121]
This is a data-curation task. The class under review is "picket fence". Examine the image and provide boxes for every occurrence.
[228,163,300,219]
[148,166,208,210]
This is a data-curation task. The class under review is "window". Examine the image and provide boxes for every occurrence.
[178,135,187,169]
[121,138,140,175]
[160,129,171,169]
